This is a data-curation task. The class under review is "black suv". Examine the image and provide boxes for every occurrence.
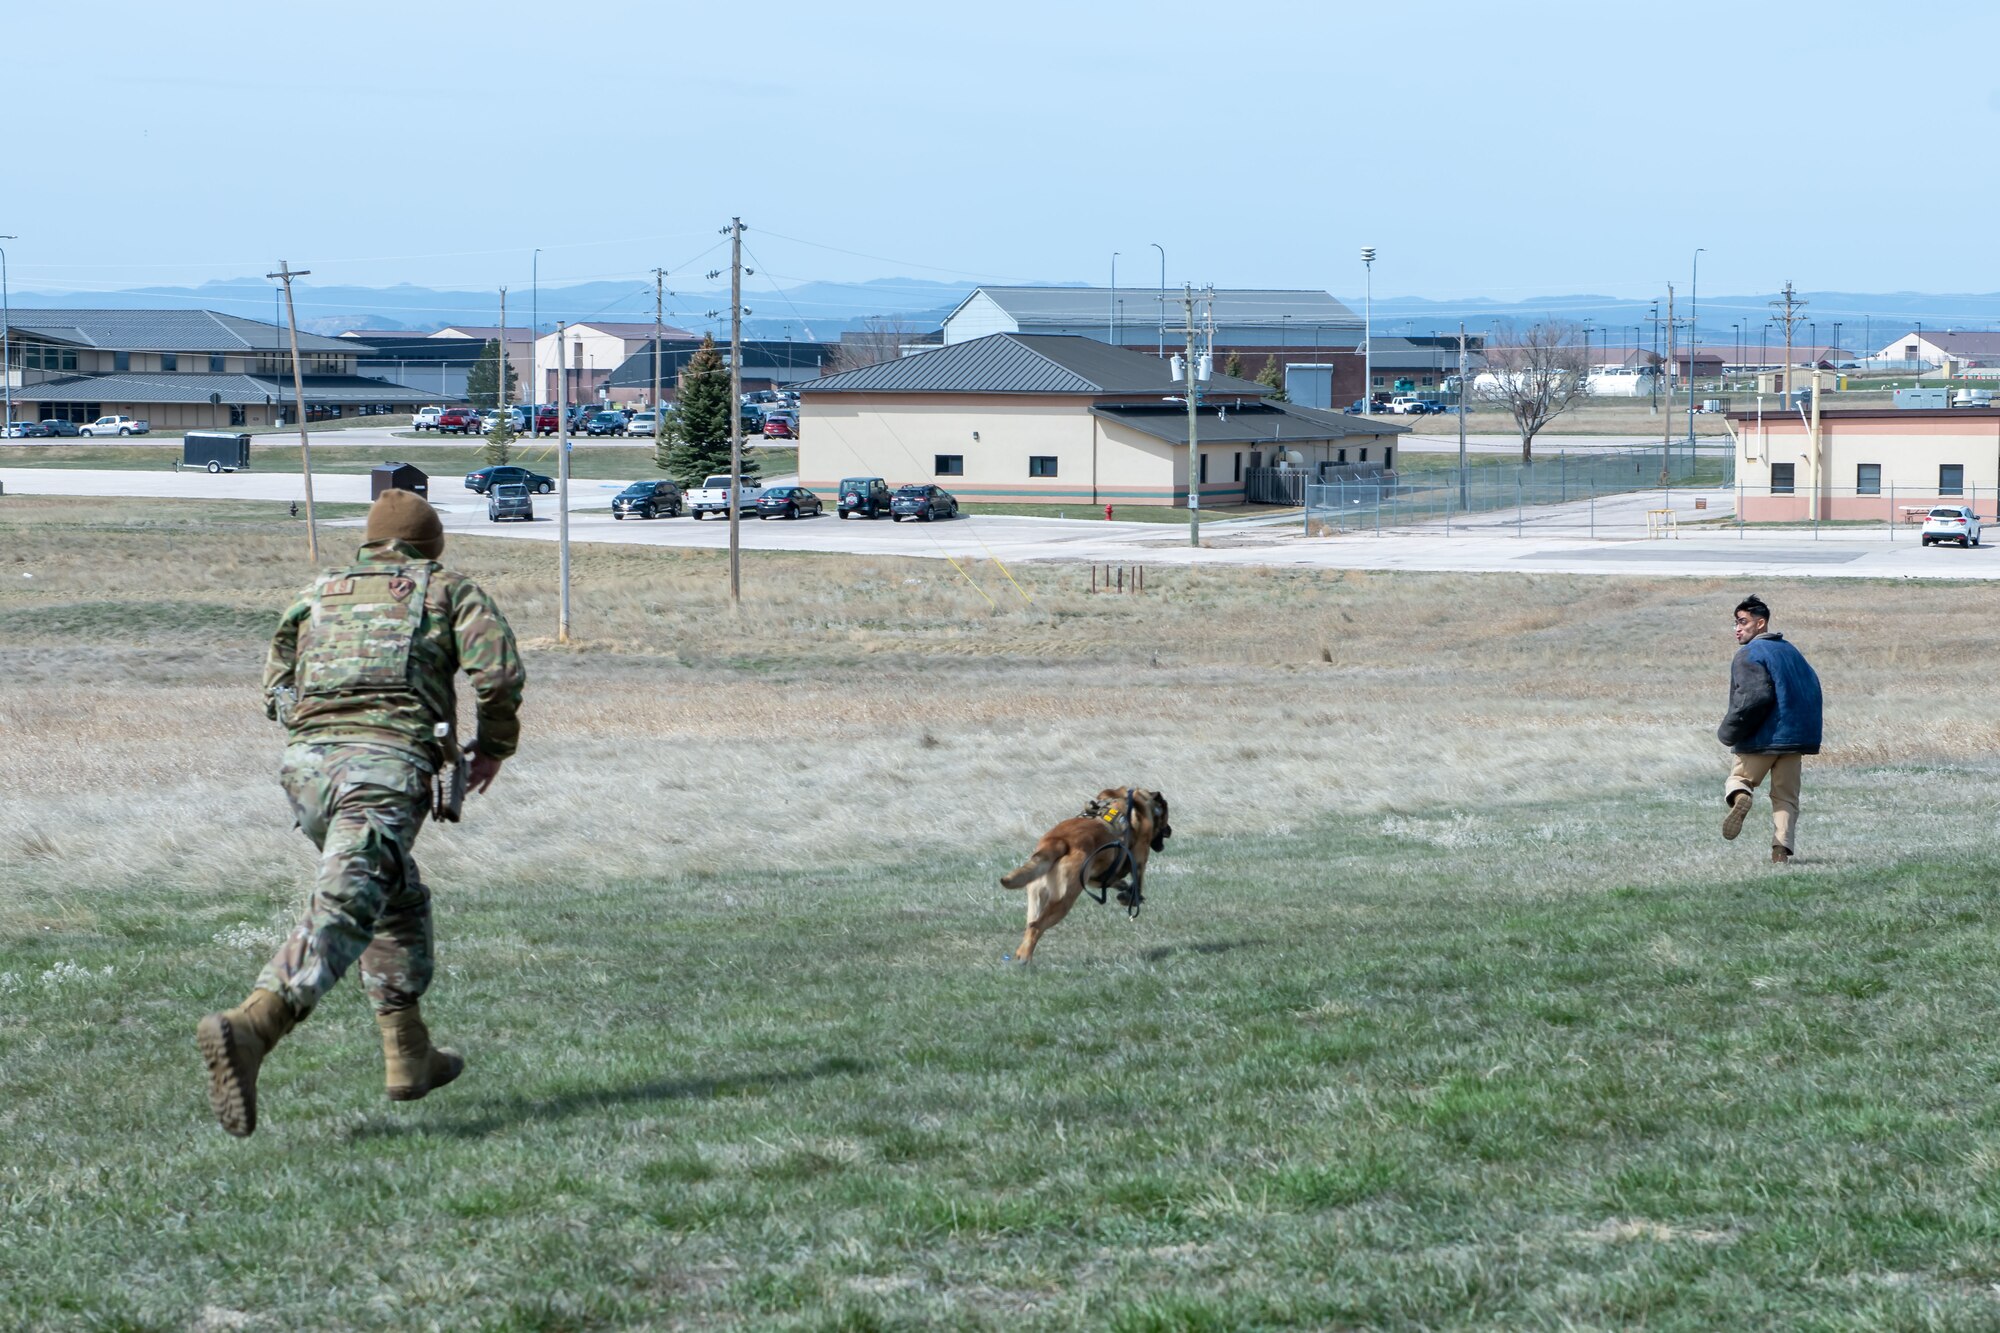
[585,410,627,437]
[464,464,555,495]
[611,480,682,519]
[838,476,893,519]
[891,484,958,522]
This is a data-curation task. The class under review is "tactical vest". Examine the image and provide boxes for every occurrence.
[295,561,453,725]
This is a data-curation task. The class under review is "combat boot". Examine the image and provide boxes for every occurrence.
[1722,791,1752,841]
[1772,844,1792,865]
[377,1003,464,1102]
[196,989,298,1138]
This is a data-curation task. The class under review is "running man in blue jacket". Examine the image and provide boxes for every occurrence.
[1718,594,1823,865]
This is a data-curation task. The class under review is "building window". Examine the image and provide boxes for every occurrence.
[1383,446,1393,470]
[1420,375,1433,387]
[1857,463,1881,496]
[1337,447,1347,463]
[1233,451,1242,482]
[935,454,963,476]
[1371,375,1384,387]
[1905,343,1919,360]
[114,352,130,372]
[1359,447,1368,463]
[1197,453,1207,484]
[1770,463,1795,495]
[1029,455,1058,478]
[1941,463,1965,496]
[161,353,177,372]
[210,354,226,372]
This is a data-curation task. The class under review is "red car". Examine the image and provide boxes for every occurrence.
[762,414,796,439]
[534,406,559,436]
[437,407,480,435]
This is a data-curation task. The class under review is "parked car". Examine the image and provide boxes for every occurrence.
[566,405,595,432]
[487,482,534,523]
[611,480,682,519]
[39,419,81,437]
[464,464,555,495]
[585,410,627,437]
[837,476,893,519]
[762,412,797,440]
[3,420,49,438]
[625,411,659,437]
[1921,505,1982,548]
[891,483,958,522]
[533,406,559,436]
[756,485,824,520]
[477,406,527,435]
[437,407,480,435]
[412,406,444,432]
[742,389,779,407]
[80,415,150,436]
[687,473,767,519]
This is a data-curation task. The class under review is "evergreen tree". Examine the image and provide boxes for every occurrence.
[664,335,759,486]
[465,340,519,409]
[1256,355,1288,402]
[1225,352,1245,380]
[653,407,680,474]
[482,408,513,467]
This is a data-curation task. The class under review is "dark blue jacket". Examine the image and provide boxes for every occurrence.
[1718,632,1823,754]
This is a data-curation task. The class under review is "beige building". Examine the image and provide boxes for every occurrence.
[796,333,1405,506]
[1728,401,2000,521]
[530,321,695,408]
[432,326,536,402]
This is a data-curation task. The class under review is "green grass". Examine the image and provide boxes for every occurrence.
[13,782,2000,1328]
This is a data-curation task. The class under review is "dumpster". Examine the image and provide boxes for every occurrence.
[370,461,429,500]
[181,431,251,474]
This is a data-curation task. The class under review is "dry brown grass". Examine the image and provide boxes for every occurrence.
[2,494,1995,932]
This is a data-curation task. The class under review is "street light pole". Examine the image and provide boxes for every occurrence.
[531,248,541,415]
[1361,247,1376,410]
[0,236,14,434]
[1688,248,1704,446]
[1150,242,1165,358]
[556,320,571,643]
[1183,284,1200,549]
[1109,252,1119,345]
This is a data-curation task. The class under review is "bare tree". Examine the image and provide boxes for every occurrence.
[829,315,919,373]
[1475,319,1592,463]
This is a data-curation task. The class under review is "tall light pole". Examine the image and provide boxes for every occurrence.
[1182,284,1201,549]
[1360,247,1376,411]
[556,320,571,644]
[1688,248,1704,446]
[0,236,14,434]
[1109,252,1119,345]
[531,248,541,412]
[1150,242,1165,358]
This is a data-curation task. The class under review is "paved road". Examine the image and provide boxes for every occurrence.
[5,465,1990,581]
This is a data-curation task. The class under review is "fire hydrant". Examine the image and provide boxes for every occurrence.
[1105,504,1114,521]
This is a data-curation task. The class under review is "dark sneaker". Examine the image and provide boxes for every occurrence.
[1771,845,1792,865]
[1722,791,1752,841]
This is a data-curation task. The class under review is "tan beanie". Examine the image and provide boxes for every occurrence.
[364,489,445,559]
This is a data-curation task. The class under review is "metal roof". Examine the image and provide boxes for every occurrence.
[1092,401,1410,446]
[607,338,833,387]
[15,372,453,405]
[4,308,355,354]
[948,286,1361,329]
[796,333,1269,396]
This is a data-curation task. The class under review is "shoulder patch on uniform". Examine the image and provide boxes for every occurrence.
[387,576,416,601]
[322,578,355,597]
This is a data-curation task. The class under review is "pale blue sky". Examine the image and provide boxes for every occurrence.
[7,0,1994,306]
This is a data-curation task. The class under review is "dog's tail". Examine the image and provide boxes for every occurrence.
[1000,855,1050,890]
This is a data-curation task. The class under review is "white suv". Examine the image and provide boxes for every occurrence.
[1921,505,1982,548]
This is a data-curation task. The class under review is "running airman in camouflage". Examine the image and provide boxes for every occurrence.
[197,490,525,1137]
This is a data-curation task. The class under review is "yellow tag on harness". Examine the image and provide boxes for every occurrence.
[1100,806,1120,823]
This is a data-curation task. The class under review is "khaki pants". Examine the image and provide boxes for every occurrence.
[1726,752,1802,852]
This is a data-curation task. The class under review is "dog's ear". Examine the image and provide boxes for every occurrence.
[1149,791,1171,851]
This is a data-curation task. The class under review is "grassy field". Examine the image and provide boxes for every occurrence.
[7,496,2000,1328]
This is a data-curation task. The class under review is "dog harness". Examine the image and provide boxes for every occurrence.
[1079,788,1143,919]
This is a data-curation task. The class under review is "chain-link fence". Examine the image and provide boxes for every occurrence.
[1304,441,1734,537]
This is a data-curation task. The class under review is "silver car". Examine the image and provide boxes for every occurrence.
[487,482,534,522]
[1921,505,1982,548]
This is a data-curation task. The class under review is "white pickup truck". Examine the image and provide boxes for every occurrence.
[411,406,444,432]
[79,415,149,436]
[687,474,766,520]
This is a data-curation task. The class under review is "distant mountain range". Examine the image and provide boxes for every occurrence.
[10,277,1999,353]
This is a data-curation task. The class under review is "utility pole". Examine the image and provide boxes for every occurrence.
[1688,248,1704,446]
[556,320,571,644]
[1,236,15,435]
[728,217,744,606]
[651,267,667,419]
[1662,282,1675,484]
[1183,284,1201,548]
[531,248,541,415]
[267,261,320,563]
[1361,247,1376,411]
[1648,299,1660,414]
[496,286,507,425]
[1109,252,1119,345]
[1457,322,1469,509]
[1150,242,1165,358]
[1770,281,1806,400]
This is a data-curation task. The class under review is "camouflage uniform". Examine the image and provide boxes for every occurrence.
[256,538,524,1017]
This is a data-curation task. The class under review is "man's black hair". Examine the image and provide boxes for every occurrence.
[1735,594,1771,622]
